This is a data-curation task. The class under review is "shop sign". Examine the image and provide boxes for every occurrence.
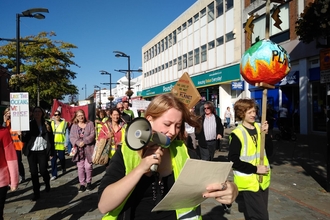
[279,71,299,86]
[141,64,240,97]
[231,81,244,90]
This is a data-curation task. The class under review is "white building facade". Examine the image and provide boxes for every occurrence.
[141,0,247,116]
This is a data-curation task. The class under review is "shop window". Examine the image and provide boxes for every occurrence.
[312,82,327,132]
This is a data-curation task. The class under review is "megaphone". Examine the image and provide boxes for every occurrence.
[125,117,171,151]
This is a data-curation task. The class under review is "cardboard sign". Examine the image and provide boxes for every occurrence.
[10,92,30,131]
[171,72,201,109]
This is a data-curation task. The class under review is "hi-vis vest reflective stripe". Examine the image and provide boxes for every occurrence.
[51,120,67,150]
[102,140,202,220]
[230,123,271,192]
[6,120,24,151]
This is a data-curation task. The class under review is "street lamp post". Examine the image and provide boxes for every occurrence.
[16,8,49,92]
[94,85,101,109]
[113,51,132,100]
[100,70,119,108]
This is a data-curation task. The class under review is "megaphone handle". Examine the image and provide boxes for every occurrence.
[150,164,158,172]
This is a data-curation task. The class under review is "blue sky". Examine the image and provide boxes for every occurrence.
[1,0,197,101]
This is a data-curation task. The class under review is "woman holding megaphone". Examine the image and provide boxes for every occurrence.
[98,93,238,219]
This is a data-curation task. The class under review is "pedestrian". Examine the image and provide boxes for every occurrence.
[95,109,108,140]
[196,101,224,161]
[22,107,55,201]
[266,104,276,138]
[70,109,95,192]
[278,103,289,128]
[123,100,135,119]
[185,107,198,151]
[224,106,232,128]
[97,108,126,162]
[2,107,25,183]
[50,110,69,180]
[228,98,271,220]
[0,125,18,220]
[98,93,238,219]
[116,102,131,124]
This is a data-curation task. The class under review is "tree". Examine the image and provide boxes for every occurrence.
[0,31,79,105]
[295,0,330,48]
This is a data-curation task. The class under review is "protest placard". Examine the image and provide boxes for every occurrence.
[171,72,201,109]
[10,92,30,131]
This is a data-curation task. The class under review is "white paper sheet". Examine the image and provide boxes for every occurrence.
[152,159,233,211]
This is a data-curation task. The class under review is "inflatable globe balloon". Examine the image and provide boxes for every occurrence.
[240,39,291,85]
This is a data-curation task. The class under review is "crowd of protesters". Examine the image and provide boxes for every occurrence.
[1,96,277,220]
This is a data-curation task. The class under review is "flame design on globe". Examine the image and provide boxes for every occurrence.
[240,39,291,85]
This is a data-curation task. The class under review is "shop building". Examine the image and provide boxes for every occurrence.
[244,0,326,135]
[141,0,248,117]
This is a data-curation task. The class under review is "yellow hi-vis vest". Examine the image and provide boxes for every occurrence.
[96,117,109,139]
[230,123,271,192]
[102,140,202,220]
[51,120,67,151]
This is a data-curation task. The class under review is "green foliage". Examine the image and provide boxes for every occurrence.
[0,31,79,105]
[295,0,330,47]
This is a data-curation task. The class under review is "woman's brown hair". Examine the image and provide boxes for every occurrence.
[234,99,257,121]
[145,93,201,141]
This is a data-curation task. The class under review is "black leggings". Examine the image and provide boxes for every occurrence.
[27,150,50,195]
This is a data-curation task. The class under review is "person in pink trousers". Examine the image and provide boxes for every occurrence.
[0,125,18,220]
[70,109,95,192]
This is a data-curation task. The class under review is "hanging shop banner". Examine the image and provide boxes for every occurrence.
[171,72,201,109]
[10,92,30,131]
[231,81,244,90]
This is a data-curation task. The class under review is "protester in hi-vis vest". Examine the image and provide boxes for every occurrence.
[97,108,126,164]
[98,93,238,220]
[228,99,271,220]
[95,109,109,140]
[50,110,69,180]
[3,107,25,183]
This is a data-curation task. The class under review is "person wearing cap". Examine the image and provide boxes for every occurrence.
[2,107,25,183]
[50,110,69,180]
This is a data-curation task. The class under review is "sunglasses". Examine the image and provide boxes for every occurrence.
[54,114,60,116]
[204,107,211,110]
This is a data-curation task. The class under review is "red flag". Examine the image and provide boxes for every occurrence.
[51,99,96,123]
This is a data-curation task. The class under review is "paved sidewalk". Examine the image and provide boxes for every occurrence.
[3,127,330,219]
